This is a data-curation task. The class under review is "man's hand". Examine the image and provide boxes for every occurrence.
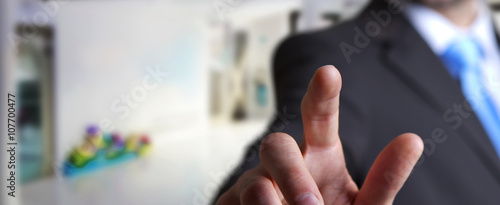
[216,65,424,205]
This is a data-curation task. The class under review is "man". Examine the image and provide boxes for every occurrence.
[216,0,500,204]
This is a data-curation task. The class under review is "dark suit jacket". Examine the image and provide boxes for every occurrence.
[215,0,500,204]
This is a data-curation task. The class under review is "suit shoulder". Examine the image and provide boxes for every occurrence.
[273,20,358,69]
[275,20,357,54]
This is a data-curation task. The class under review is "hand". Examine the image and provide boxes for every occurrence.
[216,65,424,205]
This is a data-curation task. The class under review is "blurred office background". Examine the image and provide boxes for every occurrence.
[1,0,500,205]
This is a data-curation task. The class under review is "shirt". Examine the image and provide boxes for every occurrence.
[405,1,500,118]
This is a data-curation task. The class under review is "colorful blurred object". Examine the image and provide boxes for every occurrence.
[137,135,152,156]
[125,134,140,152]
[105,133,125,160]
[68,141,97,168]
[85,125,105,149]
[63,125,152,176]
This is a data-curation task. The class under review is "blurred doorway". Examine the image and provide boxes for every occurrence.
[15,25,54,183]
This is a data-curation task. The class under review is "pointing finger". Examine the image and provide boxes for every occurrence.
[301,65,342,149]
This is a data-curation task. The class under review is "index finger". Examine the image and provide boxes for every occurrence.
[301,65,342,149]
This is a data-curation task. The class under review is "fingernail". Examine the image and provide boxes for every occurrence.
[296,193,319,205]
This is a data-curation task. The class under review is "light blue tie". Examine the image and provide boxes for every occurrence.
[441,38,500,158]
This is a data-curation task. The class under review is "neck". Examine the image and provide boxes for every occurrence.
[433,0,478,27]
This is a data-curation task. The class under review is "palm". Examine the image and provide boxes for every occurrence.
[218,66,423,205]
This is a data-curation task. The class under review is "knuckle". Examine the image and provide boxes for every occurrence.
[216,191,234,205]
[236,168,264,192]
[260,132,291,154]
[240,176,270,202]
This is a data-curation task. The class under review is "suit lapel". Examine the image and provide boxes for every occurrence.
[369,10,500,182]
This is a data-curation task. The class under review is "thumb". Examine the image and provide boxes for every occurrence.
[355,133,424,205]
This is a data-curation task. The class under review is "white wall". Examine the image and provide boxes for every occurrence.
[55,1,211,162]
